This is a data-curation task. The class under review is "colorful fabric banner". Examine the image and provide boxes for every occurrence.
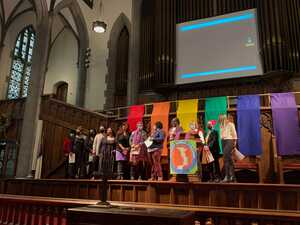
[205,96,227,153]
[237,95,262,156]
[177,99,199,132]
[170,140,198,174]
[151,102,170,156]
[271,93,300,156]
[127,105,145,132]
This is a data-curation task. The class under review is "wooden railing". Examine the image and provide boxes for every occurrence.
[104,92,300,120]
[40,96,111,131]
[0,194,94,225]
[114,202,300,225]
[1,179,300,211]
[0,195,299,225]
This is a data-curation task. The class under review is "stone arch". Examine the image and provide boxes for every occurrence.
[53,81,69,102]
[53,0,89,107]
[104,13,131,109]
[53,80,68,93]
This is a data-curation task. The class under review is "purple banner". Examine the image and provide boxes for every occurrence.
[271,93,300,156]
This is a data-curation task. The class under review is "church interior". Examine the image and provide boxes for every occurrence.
[0,0,299,224]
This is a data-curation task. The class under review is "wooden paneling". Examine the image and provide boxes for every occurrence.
[40,97,110,178]
[1,179,300,211]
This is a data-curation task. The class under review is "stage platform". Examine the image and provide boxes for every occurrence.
[0,179,299,211]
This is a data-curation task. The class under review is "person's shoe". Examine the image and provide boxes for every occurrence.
[117,175,124,180]
[214,178,220,183]
[131,176,135,180]
[221,176,230,183]
[157,177,163,181]
[229,176,236,183]
[138,176,142,180]
[169,176,176,182]
[148,177,155,181]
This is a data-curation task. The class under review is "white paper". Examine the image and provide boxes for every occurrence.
[88,153,94,162]
[69,153,76,164]
[144,138,153,148]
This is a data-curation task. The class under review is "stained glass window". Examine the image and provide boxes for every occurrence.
[7,26,35,99]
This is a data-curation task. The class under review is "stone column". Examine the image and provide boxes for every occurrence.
[76,46,88,107]
[127,0,142,105]
[16,16,51,178]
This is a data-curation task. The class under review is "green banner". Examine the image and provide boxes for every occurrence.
[205,97,227,153]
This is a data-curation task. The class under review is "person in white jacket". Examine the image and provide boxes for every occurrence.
[92,126,105,177]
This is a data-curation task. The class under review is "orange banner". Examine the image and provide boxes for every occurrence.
[151,102,170,156]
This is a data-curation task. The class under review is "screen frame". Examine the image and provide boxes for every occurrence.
[175,8,264,86]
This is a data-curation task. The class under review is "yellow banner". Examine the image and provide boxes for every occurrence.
[177,99,198,132]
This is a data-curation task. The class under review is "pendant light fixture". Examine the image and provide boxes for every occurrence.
[92,0,107,33]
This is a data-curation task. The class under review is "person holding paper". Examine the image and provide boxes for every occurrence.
[185,121,205,142]
[98,127,116,178]
[63,129,76,178]
[92,126,105,177]
[129,121,148,180]
[148,121,165,181]
[85,129,96,178]
[219,115,237,183]
[169,118,183,141]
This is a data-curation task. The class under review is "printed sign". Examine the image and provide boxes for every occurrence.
[170,140,198,174]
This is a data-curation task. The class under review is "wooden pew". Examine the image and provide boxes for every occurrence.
[234,156,262,183]
[273,136,300,184]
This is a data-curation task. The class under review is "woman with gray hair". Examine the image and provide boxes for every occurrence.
[219,114,237,183]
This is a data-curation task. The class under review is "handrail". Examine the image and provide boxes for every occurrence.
[44,97,114,119]
[0,194,299,220]
[44,158,65,178]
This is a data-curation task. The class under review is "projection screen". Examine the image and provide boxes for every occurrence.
[176,9,263,85]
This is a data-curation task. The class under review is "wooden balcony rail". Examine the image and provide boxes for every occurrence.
[0,194,95,225]
[0,195,299,225]
[104,92,300,120]
[1,179,300,211]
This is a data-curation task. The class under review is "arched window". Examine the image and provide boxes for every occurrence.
[7,26,35,99]
[55,82,68,102]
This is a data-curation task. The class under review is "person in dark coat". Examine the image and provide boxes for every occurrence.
[148,121,165,181]
[85,129,96,178]
[73,126,87,178]
[206,120,221,182]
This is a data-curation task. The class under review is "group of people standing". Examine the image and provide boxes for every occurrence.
[63,114,237,183]
[63,121,165,181]
[168,115,238,183]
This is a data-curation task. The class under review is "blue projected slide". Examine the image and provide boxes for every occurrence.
[180,13,255,32]
[176,9,263,85]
